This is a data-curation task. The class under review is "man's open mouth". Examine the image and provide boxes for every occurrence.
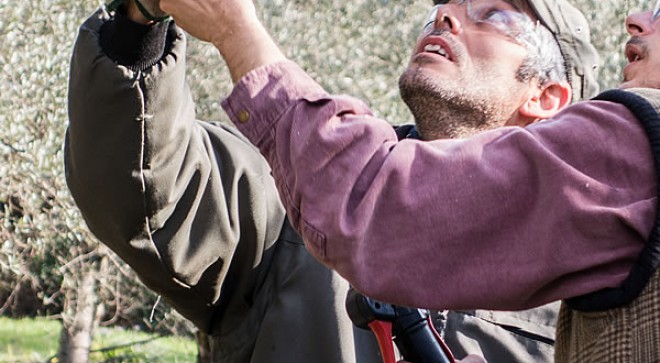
[625,41,645,63]
[419,36,454,62]
[424,43,449,58]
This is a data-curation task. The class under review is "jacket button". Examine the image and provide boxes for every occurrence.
[238,110,250,123]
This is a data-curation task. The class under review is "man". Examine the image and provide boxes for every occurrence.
[158,0,660,361]
[65,0,598,362]
[68,2,380,362]
[374,2,596,361]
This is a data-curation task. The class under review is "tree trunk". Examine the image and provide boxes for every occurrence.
[57,265,98,363]
[196,330,213,363]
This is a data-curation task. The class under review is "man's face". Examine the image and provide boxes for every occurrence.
[622,0,660,89]
[399,0,541,140]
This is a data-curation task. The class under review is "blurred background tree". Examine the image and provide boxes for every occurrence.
[0,0,655,361]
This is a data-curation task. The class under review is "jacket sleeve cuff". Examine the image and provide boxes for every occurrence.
[99,8,171,70]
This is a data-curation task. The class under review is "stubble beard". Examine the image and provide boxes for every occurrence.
[398,65,516,140]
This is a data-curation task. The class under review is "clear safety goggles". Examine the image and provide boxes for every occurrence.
[424,0,538,43]
[653,0,660,22]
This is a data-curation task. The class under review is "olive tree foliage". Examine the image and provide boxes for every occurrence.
[188,0,431,124]
[0,0,655,347]
[1,0,95,318]
[0,0,191,337]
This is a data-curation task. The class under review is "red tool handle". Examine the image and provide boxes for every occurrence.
[368,320,398,363]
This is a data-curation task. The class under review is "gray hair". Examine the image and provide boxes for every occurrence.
[516,21,568,86]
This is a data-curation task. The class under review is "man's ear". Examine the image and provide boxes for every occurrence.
[519,81,572,122]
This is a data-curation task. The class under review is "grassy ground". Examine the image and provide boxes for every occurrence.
[0,317,197,363]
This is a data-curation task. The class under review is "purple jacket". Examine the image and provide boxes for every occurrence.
[223,61,655,311]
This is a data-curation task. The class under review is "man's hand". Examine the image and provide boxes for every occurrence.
[160,0,286,83]
[159,0,252,44]
[124,0,168,24]
[125,0,150,24]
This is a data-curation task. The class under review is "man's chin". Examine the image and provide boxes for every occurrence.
[401,63,455,84]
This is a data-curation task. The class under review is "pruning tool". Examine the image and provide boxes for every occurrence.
[346,287,455,363]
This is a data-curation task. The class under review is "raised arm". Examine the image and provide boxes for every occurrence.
[65,5,285,330]
[222,63,653,311]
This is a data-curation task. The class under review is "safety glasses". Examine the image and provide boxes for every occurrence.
[653,0,660,22]
[424,0,537,42]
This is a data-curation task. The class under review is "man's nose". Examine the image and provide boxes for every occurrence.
[432,6,463,35]
[626,11,655,36]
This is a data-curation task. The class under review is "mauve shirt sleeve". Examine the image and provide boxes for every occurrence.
[223,60,656,311]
